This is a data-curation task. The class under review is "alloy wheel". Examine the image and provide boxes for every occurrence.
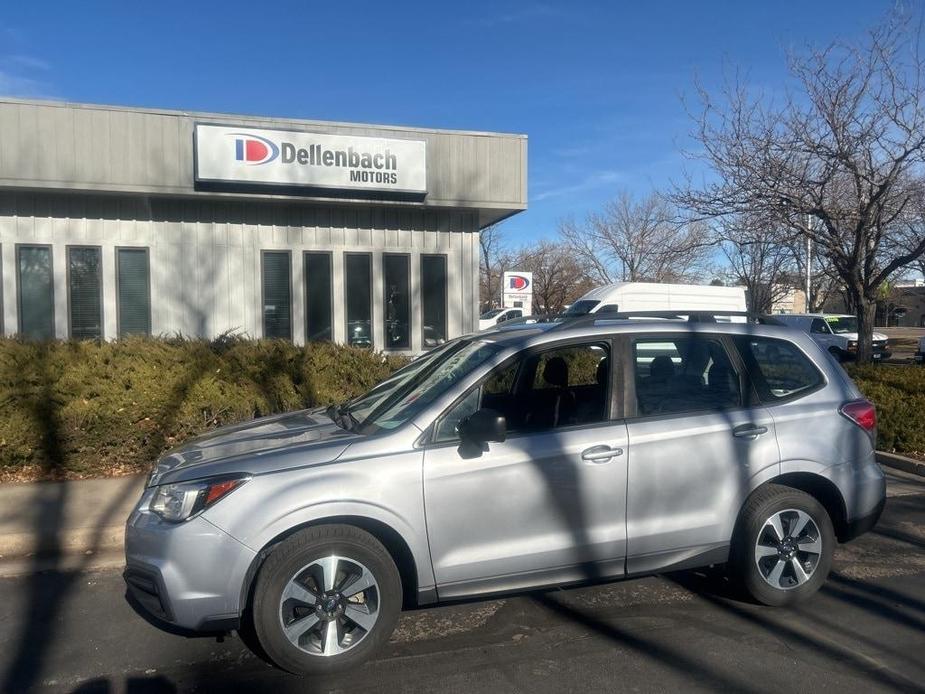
[754,508,823,590]
[278,555,380,656]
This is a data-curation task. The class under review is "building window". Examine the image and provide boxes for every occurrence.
[262,251,292,340]
[421,254,447,348]
[116,248,151,337]
[345,253,372,348]
[17,245,55,340]
[383,254,410,350]
[68,247,103,340]
[304,252,332,342]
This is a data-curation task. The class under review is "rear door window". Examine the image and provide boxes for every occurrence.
[734,336,824,402]
[633,336,742,416]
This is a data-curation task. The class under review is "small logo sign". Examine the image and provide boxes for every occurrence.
[231,133,279,165]
[508,274,530,291]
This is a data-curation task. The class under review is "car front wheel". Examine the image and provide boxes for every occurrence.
[250,524,402,675]
[732,484,835,607]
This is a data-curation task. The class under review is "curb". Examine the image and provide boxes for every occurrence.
[877,451,925,478]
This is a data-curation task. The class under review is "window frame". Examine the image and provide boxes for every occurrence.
[344,251,373,349]
[16,243,55,340]
[382,252,411,351]
[732,335,828,406]
[422,335,621,448]
[66,245,104,341]
[115,246,152,338]
[623,332,753,421]
[420,253,448,347]
[260,249,293,341]
[303,250,333,343]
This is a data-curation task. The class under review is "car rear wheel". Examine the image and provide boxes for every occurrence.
[732,484,834,607]
[250,524,402,675]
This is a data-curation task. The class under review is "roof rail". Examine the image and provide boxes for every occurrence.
[548,310,775,331]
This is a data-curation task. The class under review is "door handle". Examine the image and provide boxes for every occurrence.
[732,424,769,439]
[581,445,624,462]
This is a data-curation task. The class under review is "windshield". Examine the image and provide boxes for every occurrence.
[825,316,858,334]
[562,299,600,316]
[341,340,457,425]
[480,309,503,319]
[355,339,504,434]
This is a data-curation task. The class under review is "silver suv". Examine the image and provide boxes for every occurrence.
[124,317,886,675]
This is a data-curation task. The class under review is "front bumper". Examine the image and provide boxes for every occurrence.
[124,501,256,631]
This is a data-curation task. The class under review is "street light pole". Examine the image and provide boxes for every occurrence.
[805,214,813,311]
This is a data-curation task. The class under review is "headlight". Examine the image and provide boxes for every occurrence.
[149,475,248,522]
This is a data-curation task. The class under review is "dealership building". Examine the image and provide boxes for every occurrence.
[0,98,527,351]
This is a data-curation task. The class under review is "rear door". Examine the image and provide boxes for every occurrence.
[624,332,780,573]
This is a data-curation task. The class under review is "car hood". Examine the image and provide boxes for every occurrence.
[839,331,889,342]
[148,408,359,486]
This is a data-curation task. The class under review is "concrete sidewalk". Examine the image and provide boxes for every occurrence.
[0,452,921,577]
[0,474,144,576]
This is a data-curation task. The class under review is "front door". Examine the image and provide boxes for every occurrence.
[422,340,628,599]
[624,334,780,574]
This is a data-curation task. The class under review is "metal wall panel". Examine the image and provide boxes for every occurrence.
[0,192,480,349]
[0,99,526,225]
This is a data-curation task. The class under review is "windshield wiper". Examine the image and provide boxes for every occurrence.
[326,403,360,432]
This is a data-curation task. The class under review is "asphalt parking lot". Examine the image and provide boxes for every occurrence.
[1,469,924,694]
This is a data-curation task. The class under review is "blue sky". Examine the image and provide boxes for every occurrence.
[0,0,898,245]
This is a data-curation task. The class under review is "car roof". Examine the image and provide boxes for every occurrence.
[474,317,806,350]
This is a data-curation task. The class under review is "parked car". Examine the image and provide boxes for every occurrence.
[478,307,524,330]
[771,313,891,362]
[915,334,924,364]
[125,316,885,675]
[562,282,747,319]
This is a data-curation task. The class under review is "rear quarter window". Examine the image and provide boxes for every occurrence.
[734,336,824,402]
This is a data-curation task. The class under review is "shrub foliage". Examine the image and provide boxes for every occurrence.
[846,364,925,458]
[0,337,407,482]
[1,337,921,482]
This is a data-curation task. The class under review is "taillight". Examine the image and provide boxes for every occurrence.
[840,399,877,432]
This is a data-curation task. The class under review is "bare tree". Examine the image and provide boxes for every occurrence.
[714,215,795,313]
[559,191,712,284]
[512,241,594,313]
[673,12,925,361]
[479,222,512,312]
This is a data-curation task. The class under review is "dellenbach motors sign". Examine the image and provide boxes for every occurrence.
[195,124,427,194]
[502,271,533,314]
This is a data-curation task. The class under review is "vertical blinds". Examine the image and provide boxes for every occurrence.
[18,246,55,340]
[305,252,332,342]
[68,247,102,340]
[262,251,292,340]
[117,248,151,337]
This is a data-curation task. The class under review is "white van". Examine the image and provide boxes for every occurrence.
[562,282,747,320]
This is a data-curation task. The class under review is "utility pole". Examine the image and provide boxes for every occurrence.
[805,214,813,311]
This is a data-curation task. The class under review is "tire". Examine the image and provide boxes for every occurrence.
[249,524,402,675]
[731,484,834,607]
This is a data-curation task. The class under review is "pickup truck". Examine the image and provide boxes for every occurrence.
[772,314,891,362]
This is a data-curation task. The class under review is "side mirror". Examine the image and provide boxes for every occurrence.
[458,408,506,444]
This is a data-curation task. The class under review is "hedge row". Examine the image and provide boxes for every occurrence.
[0,338,921,482]
[0,337,407,482]
[847,364,925,458]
